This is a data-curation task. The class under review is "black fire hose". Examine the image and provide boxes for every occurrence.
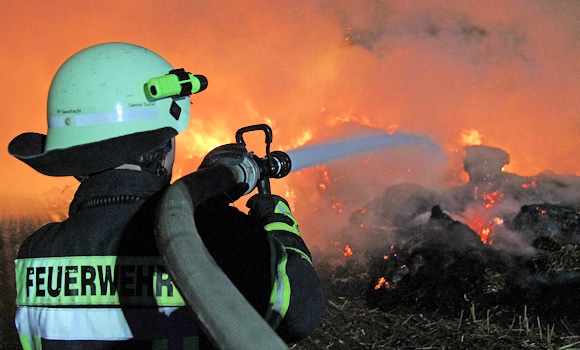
[155,166,288,349]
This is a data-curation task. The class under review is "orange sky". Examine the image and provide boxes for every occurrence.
[1,0,579,219]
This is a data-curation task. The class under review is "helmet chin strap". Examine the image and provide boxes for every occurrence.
[75,138,175,182]
[126,138,174,180]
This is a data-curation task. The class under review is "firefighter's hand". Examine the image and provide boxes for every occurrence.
[247,194,300,236]
[198,143,248,170]
[199,143,250,204]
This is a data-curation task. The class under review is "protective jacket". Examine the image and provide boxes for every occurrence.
[15,169,324,349]
[15,170,197,349]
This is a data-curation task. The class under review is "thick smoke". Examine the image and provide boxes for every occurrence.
[1,1,578,225]
[314,143,580,260]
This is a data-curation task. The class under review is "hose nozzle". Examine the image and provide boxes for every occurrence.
[235,124,292,194]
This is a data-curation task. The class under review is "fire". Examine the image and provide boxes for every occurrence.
[482,190,505,209]
[178,124,233,160]
[459,128,483,146]
[374,277,390,290]
[330,241,355,257]
[521,180,536,189]
[290,129,313,150]
[343,244,354,257]
[480,226,492,244]
[327,113,373,127]
[386,124,399,134]
[466,215,504,244]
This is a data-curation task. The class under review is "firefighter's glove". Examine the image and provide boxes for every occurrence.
[247,194,301,237]
[199,143,250,204]
[198,143,248,170]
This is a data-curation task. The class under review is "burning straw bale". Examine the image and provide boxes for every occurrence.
[300,206,580,347]
[294,259,577,350]
[296,145,580,348]
[362,203,580,320]
[512,204,580,244]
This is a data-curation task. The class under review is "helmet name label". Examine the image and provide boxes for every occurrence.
[48,107,159,128]
[58,108,82,115]
[129,102,156,108]
[16,256,185,307]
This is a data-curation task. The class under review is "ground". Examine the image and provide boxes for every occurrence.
[291,258,580,350]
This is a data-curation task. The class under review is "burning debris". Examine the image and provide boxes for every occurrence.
[322,145,580,323]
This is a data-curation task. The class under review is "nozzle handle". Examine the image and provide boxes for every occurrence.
[235,124,273,146]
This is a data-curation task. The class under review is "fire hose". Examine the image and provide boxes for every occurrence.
[155,125,291,349]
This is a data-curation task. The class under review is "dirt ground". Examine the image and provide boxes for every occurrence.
[291,260,580,350]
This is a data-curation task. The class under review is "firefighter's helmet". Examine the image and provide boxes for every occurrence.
[8,42,207,176]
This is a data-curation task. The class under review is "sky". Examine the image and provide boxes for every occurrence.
[1,1,579,225]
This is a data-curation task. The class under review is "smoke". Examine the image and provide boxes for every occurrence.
[1,1,578,228]
[320,144,580,262]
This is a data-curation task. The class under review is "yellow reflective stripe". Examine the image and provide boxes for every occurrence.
[264,221,300,236]
[19,334,40,350]
[263,200,301,236]
[265,237,291,328]
[274,201,292,216]
[15,256,185,307]
[285,247,312,265]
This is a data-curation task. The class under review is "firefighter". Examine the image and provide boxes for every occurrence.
[9,42,324,349]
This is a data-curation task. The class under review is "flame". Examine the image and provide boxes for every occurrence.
[459,128,484,147]
[481,190,505,209]
[290,129,314,150]
[466,215,504,244]
[386,124,400,134]
[343,244,354,257]
[326,113,373,127]
[330,241,354,257]
[178,125,233,160]
[374,277,390,290]
[521,180,536,189]
[480,226,492,244]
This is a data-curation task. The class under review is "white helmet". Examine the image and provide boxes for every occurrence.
[9,42,207,176]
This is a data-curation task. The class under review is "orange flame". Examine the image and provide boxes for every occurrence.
[343,244,354,257]
[374,277,389,290]
[521,180,536,189]
[459,128,483,146]
[482,190,505,209]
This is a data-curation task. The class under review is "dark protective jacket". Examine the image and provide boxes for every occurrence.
[15,169,324,349]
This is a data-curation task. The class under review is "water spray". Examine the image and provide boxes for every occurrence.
[287,132,444,172]
[215,124,443,196]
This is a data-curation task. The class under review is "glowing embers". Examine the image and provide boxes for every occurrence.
[374,277,390,290]
[467,215,504,244]
[331,241,355,258]
[466,182,506,243]
[343,244,354,257]
[521,180,536,190]
[481,190,504,209]
[372,244,409,291]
